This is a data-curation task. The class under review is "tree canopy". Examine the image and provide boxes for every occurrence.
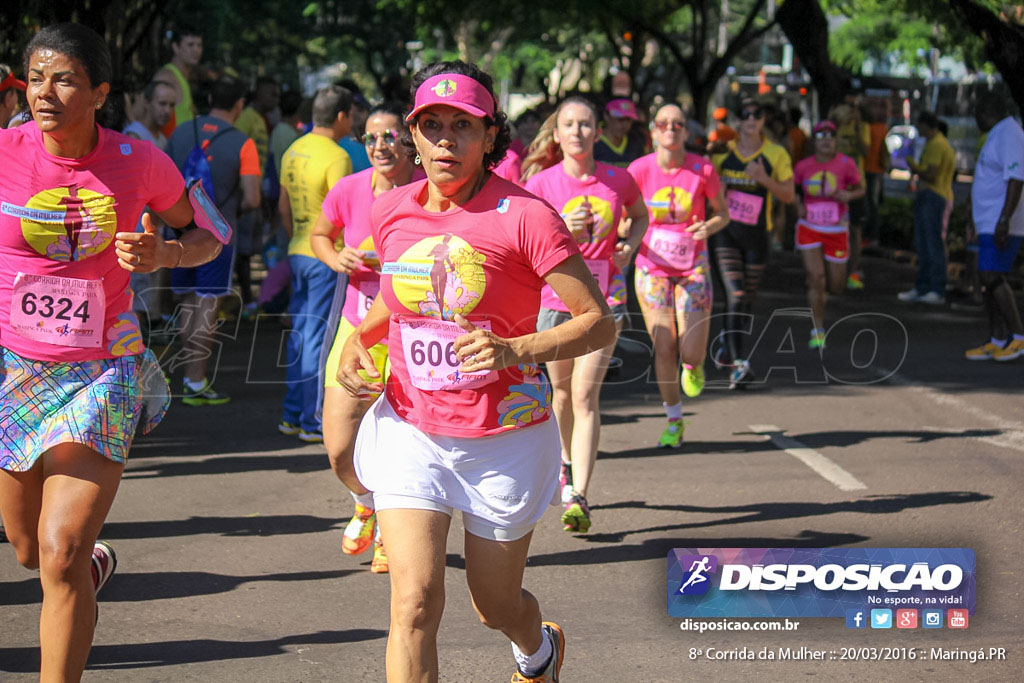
[2,0,1024,122]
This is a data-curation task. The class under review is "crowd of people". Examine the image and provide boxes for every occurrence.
[2,20,1024,683]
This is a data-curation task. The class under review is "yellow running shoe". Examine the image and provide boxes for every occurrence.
[965,341,1004,361]
[992,339,1024,362]
[341,504,376,556]
[658,420,684,448]
[809,330,826,350]
[681,364,705,398]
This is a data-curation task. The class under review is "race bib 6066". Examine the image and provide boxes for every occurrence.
[399,318,497,391]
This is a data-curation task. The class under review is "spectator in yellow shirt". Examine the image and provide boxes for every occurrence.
[899,111,956,304]
[278,84,354,441]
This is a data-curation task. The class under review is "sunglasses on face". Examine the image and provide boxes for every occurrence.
[814,131,835,139]
[739,108,763,120]
[653,120,685,131]
[362,129,398,147]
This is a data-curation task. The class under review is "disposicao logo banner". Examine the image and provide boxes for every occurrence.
[667,548,976,618]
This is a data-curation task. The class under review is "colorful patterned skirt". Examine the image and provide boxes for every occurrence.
[0,346,170,472]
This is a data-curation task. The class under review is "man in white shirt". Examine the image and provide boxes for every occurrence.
[123,80,178,151]
[965,93,1024,362]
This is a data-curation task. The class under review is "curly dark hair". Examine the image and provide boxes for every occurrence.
[23,23,112,88]
[401,60,511,170]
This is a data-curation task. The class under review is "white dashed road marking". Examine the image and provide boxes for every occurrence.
[880,371,1024,454]
[749,424,869,491]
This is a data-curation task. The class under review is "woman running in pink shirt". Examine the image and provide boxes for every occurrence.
[337,61,615,682]
[0,23,220,679]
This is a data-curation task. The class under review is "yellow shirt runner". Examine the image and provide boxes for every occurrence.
[281,133,352,258]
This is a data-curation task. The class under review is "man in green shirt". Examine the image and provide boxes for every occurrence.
[899,111,957,304]
[154,26,203,138]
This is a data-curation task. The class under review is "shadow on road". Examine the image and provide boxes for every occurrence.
[606,428,1005,461]
[599,439,776,460]
[0,568,359,606]
[791,428,1004,449]
[526,530,871,567]
[599,411,668,425]
[98,514,340,540]
[523,491,990,560]
[123,453,331,479]
[0,629,387,673]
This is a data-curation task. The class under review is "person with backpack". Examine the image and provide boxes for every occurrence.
[166,76,262,405]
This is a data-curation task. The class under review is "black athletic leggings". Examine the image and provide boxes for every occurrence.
[709,223,770,361]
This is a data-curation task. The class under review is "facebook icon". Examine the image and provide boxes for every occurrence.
[845,609,867,629]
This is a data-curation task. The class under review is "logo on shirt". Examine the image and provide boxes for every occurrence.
[432,79,458,98]
[804,170,838,197]
[648,186,693,224]
[498,363,552,428]
[388,233,487,319]
[496,198,510,214]
[561,195,614,245]
[9,186,116,261]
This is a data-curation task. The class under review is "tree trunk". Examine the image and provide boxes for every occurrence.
[777,0,845,116]
[949,0,1024,114]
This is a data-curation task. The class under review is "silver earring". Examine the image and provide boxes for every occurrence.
[414,154,421,165]
[95,103,102,109]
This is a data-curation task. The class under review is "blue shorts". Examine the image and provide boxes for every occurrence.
[171,243,235,296]
[978,234,1024,273]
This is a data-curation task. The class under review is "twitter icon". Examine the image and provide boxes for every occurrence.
[870,609,892,629]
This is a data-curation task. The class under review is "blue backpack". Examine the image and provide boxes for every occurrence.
[182,117,231,202]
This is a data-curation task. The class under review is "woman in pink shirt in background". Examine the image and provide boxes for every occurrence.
[310,101,422,574]
[792,120,864,348]
[627,104,729,449]
[336,61,615,682]
[0,24,220,679]
[523,96,649,535]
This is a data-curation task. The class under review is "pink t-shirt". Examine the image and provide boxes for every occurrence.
[372,174,579,437]
[321,167,425,326]
[0,123,184,361]
[793,153,862,232]
[492,148,524,186]
[524,161,641,311]
[628,152,721,277]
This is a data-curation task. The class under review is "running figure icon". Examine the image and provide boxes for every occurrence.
[679,556,712,594]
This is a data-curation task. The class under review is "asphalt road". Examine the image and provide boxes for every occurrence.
[2,250,1021,682]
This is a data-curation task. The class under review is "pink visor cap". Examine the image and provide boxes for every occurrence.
[606,98,638,120]
[406,73,496,122]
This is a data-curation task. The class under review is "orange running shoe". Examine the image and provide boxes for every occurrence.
[370,534,389,574]
[511,622,565,682]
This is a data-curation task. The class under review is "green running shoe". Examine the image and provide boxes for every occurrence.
[658,420,684,448]
[681,364,705,398]
[561,494,591,533]
[182,380,230,406]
